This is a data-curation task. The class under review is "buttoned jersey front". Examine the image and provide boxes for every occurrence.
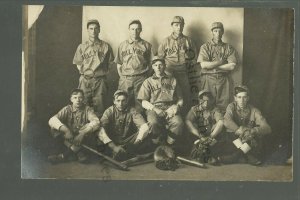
[137,74,183,105]
[158,33,197,71]
[114,38,153,76]
[186,105,223,135]
[100,106,146,145]
[73,39,114,77]
[198,40,238,74]
[224,102,271,135]
[50,105,100,133]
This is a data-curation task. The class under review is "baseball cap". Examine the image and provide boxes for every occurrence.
[113,90,128,98]
[87,19,100,28]
[151,56,165,65]
[211,22,224,31]
[171,16,185,25]
[234,85,249,95]
[198,89,211,98]
[128,19,142,29]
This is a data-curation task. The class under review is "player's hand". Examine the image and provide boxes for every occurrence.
[113,145,126,155]
[153,107,166,118]
[165,105,179,119]
[73,133,85,145]
[60,126,74,141]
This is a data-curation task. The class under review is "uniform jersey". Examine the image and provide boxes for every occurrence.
[158,33,197,72]
[73,39,114,77]
[137,73,183,106]
[114,38,153,76]
[224,102,271,135]
[186,105,223,135]
[197,40,238,74]
[100,106,146,145]
[49,105,100,133]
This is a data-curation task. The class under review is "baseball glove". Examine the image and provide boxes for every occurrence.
[190,137,216,163]
[154,145,179,171]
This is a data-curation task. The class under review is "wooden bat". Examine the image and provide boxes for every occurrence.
[176,156,206,168]
[81,144,129,171]
[121,152,154,166]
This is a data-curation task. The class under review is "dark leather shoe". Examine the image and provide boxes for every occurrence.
[246,154,262,166]
[208,157,221,166]
[77,151,89,163]
[218,150,243,164]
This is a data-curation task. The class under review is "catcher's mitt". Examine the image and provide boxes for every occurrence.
[190,137,216,163]
[154,145,179,171]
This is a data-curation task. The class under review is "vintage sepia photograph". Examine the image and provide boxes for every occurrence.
[21,5,294,181]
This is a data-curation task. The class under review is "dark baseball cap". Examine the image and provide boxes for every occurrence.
[151,56,165,65]
[234,85,249,95]
[113,90,128,98]
[198,89,211,98]
[87,19,100,28]
[171,16,185,25]
[211,22,224,31]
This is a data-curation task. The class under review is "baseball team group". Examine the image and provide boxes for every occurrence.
[47,16,272,170]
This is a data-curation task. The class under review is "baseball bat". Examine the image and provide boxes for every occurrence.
[81,144,129,171]
[176,156,206,168]
[121,152,154,166]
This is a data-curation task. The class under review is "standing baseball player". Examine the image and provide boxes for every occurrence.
[73,19,114,118]
[137,56,184,148]
[157,16,197,115]
[98,90,154,161]
[197,22,239,112]
[114,20,154,113]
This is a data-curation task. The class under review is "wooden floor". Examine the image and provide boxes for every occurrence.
[21,146,293,181]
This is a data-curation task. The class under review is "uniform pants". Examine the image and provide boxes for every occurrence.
[50,129,98,154]
[99,131,157,161]
[211,132,264,160]
[166,66,192,115]
[146,110,184,144]
[200,73,232,112]
[78,75,107,118]
[118,74,147,113]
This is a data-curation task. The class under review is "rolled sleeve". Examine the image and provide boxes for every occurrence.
[197,44,210,63]
[137,80,151,101]
[98,127,112,144]
[224,103,239,132]
[48,116,64,130]
[73,45,84,65]
[114,45,123,65]
[227,46,238,64]
[86,107,100,132]
[186,107,197,123]
[252,109,272,135]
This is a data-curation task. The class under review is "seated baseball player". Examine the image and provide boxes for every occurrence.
[137,56,184,148]
[97,90,153,161]
[185,90,224,164]
[48,88,100,164]
[221,85,272,165]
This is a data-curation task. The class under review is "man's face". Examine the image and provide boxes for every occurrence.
[234,92,249,109]
[129,23,142,40]
[172,23,184,35]
[212,28,224,41]
[199,95,211,110]
[87,24,100,39]
[114,95,128,111]
[152,61,165,76]
[70,93,84,109]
